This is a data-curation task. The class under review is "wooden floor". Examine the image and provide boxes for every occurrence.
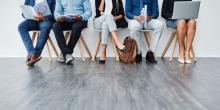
[0,58,220,110]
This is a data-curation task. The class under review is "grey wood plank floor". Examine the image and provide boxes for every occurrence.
[0,58,220,110]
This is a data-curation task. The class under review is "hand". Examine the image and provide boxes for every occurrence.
[114,15,123,21]
[34,13,45,21]
[134,16,145,22]
[113,16,118,21]
[147,16,152,22]
[73,15,82,21]
[57,16,65,22]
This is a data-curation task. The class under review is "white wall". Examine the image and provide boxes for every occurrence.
[0,0,219,57]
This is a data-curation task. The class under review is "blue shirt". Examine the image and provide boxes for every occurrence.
[125,0,159,19]
[54,0,92,21]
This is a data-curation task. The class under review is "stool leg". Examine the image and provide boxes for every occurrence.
[80,36,92,59]
[48,37,59,57]
[170,37,178,62]
[191,46,197,62]
[110,35,120,62]
[161,32,176,58]
[78,38,85,62]
[46,41,52,62]
[31,32,38,43]
[65,32,71,44]
[143,32,150,48]
[91,32,101,61]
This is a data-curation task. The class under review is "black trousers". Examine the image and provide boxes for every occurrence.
[53,21,87,56]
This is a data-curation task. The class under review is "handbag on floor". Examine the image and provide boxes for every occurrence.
[119,36,137,63]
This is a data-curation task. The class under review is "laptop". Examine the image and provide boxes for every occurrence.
[171,1,201,19]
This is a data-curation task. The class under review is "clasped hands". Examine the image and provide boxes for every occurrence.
[57,15,82,22]
[134,16,152,22]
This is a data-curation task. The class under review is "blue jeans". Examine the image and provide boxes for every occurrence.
[18,19,53,56]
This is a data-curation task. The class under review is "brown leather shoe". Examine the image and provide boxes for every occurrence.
[27,55,42,66]
[26,55,31,63]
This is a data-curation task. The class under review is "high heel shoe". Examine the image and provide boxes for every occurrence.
[185,59,192,64]
[99,60,106,64]
[178,58,185,64]
[117,46,127,52]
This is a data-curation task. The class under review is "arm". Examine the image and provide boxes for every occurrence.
[151,0,159,19]
[45,0,55,21]
[24,0,29,5]
[125,0,135,19]
[22,0,29,18]
[114,0,124,20]
[81,0,92,21]
[54,0,63,20]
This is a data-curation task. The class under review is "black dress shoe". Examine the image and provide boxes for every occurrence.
[135,52,142,63]
[146,50,157,64]
[117,46,127,52]
[99,60,106,64]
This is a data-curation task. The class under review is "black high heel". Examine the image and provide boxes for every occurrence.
[117,46,127,52]
[99,60,106,64]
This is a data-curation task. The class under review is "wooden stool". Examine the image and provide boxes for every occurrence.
[64,29,92,62]
[161,28,197,62]
[140,29,152,50]
[91,29,120,62]
[31,31,59,62]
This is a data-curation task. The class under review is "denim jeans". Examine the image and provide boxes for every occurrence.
[53,21,87,56]
[18,19,53,56]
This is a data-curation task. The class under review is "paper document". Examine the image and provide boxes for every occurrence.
[20,0,51,20]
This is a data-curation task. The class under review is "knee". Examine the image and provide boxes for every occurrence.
[53,22,61,31]
[18,22,26,32]
[105,14,114,20]
[128,21,141,32]
[102,22,108,30]
[71,23,84,32]
[177,19,187,29]
[187,19,196,30]
[40,23,52,32]
[155,20,165,30]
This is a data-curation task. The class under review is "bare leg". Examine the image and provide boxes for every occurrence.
[110,31,125,49]
[185,19,196,60]
[100,44,107,60]
[176,19,187,60]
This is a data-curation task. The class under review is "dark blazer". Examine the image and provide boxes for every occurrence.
[24,0,55,21]
[95,0,128,28]
[161,0,191,19]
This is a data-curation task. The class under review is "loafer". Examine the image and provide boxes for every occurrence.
[135,52,142,63]
[27,55,42,66]
[146,50,157,64]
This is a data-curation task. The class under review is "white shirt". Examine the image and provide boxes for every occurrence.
[35,0,44,5]
[104,0,113,14]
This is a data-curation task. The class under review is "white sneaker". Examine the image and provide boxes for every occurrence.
[56,53,65,63]
[65,54,74,64]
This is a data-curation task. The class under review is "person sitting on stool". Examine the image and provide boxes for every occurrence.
[18,0,55,66]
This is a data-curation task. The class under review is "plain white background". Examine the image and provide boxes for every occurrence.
[0,0,219,57]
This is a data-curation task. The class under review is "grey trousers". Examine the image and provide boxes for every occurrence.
[128,19,165,53]
[93,14,117,44]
